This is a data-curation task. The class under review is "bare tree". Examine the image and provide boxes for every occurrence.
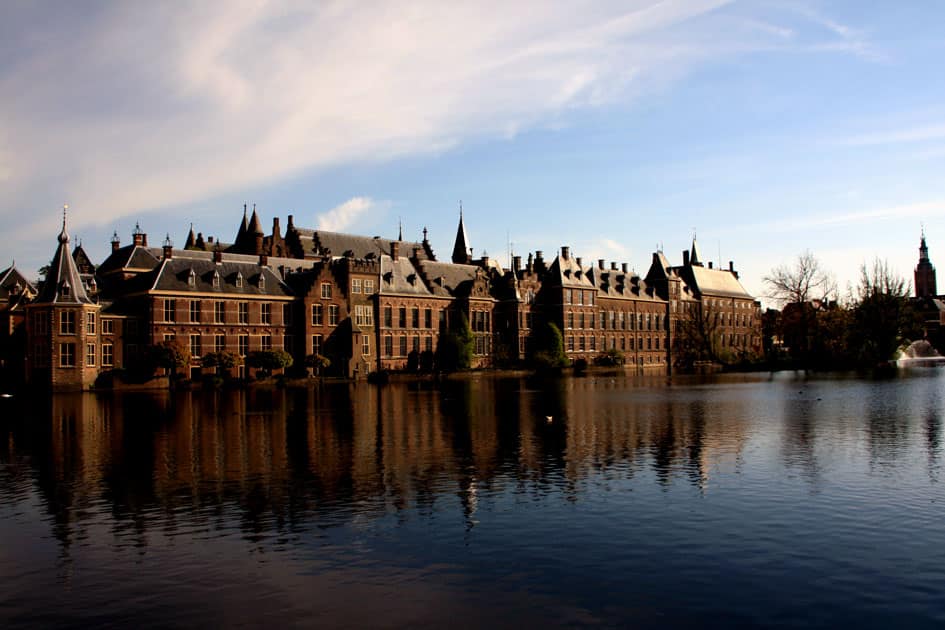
[763,251,835,307]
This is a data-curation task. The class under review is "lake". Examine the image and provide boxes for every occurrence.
[1,370,943,628]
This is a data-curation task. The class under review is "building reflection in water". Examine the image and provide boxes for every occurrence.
[0,375,769,558]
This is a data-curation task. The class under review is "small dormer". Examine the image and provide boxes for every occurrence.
[258,273,266,290]
[187,268,196,287]
[212,270,221,289]
[235,271,244,288]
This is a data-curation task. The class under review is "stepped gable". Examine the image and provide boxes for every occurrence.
[379,255,433,296]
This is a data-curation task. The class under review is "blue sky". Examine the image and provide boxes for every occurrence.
[2,0,944,304]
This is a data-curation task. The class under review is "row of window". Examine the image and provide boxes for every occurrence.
[311,303,341,326]
[381,334,435,357]
[50,342,114,368]
[597,311,666,331]
[163,299,289,325]
[163,333,286,357]
[381,305,440,329]
[564,334,666,353]
[563,289,596,306]
[349,279,375,295]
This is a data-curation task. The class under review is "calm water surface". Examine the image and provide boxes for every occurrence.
[1,371,943,628]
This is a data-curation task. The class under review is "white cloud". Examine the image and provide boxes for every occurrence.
[0,0,873,242]
[316,197,376,232]
[840,123,945,147]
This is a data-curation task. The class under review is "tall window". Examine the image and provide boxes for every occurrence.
[214,301,225,323]
[239,302,249,324]
[164,299,176,322]
[215,334,225,352]
[59,343,75,367]
[283,303,293,325]
[35,312,49,335]
[384,335,393,356]
[261,303,271,324]
[363,279,374,294]
[384,305,392,328]
[312,304,323,326]
[578,312,585,329]
[564,289,571,305]
[86,343,96,366]
[412,336,420,352]
[190,334,200,357]
[352,279,362,294]
[190,300,201,323]
[361,335,370,356]
[238,334,249,356]
[86,312,96,334]
[355,305,374,326]
[60,311,75,335]
[102,343,114,367]
[399,335,407,356]
[567,311,574,329]
[424,308,432,328]
[102,319,114,334]
[424,336,433,352]
[398,307,406,328]
[262,335,272,351]
[312,334,323,356]
[321,283,332,299]
[328,304,339,326]
[411,307,419,328]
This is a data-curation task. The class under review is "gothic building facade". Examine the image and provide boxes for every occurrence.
[15,206,763,389]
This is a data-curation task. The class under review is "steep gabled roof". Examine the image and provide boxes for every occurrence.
[0,265,36,300]
[451,210,470,264]
[416,260,483,298]
[680,265,753,299]
[690,237,703,267]
[36,215,94,304]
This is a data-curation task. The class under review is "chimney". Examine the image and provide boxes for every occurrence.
[208,236,214,244]
[729,260,734,272]
[561,246,570,260]
[272,217,281,238]
[708,261,713,269]
[683,250,690,267]
[513,255,522,272]
[481,254,489,267]
[213,246,223,264]
[287,214,294,229]
[412,247,422,260]
[391,241,400,261]
[611,262,617,270]
[259,253,268,267]
[621,263,628,274]
[598,259,605,270]
[132,222,145,247]
[575,256,582,267]
[162,234,173,259]
[110,231,121,252]
[254,233,263,255]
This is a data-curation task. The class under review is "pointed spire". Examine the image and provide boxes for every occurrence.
[398,217,403,242]
[235,203,249,249]
[185,223,196,249]
[690,231,703,267]
[249,203,264,236]
[451,202,471,264]
[38,206,92,305]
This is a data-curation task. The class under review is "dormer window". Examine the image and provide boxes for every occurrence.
[236,272,244,288]
[258,274,266,290]
[188,269,196,287]
[61,283,71,298]
[212,271,221,289]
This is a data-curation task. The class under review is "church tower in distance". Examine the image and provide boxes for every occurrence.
[915,230,937,298]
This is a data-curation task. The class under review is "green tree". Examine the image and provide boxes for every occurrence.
[246,349,293,377]
[201,350,241,375]
[527,321,568,369]
[304,353,331,376]
[142,339,191,380]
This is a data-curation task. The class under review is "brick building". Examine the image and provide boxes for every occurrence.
[19,206,763,389]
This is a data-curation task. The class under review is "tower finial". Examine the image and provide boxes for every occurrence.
[398,217,403,241]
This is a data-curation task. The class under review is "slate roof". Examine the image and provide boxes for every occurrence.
[379,256,433,296]
[290,228,429,262]
[416,260,482,298]
[0,265,35,299]
[145,258,293,297]
[451,211,470,264]
[681,265,753,299]
[548,254,597,290]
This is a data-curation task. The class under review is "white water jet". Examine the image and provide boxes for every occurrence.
[895,340,945,367]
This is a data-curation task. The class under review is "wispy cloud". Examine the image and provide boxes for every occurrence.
[316,197,379,232]
[0,0,877,242]
[840,123,945,147]
[754,200,945,233]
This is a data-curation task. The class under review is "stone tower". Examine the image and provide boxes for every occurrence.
[915,231,937,298]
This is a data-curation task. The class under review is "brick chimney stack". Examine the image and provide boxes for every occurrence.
[391,241,399,261]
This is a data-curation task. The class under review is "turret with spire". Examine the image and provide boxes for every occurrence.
[451,202,471,264]
[36,205,93,304]
[915,228,937,298]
